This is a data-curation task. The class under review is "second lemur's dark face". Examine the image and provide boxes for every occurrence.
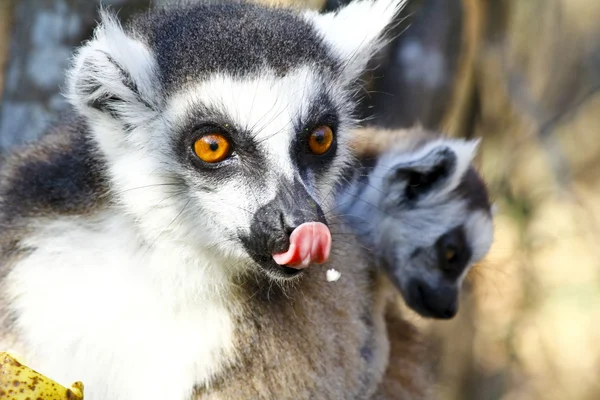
[67,0,407,279]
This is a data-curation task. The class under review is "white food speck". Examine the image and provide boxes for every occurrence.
[326,268,341,282]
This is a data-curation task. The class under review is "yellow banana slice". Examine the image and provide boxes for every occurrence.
[0,352,84,399]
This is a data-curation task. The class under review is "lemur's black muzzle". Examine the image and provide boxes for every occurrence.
[240,178,328,277]
[407,278,458,319]
[402,225,472,319]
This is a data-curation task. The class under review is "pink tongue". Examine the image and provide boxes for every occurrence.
[272,222,332,269]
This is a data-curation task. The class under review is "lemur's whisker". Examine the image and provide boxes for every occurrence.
[116,182,185,194]
[136,199,192,267]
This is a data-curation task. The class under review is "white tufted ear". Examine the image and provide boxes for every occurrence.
[442,138,481,188]
[66,11,163,128]
[305,0,406,83]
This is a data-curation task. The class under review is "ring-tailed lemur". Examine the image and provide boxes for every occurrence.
[0,0,492,399]
[340,127,494,319]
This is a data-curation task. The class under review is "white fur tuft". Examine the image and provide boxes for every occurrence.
[66,11,162,128]
[440,138,480,193]
[6,213,236,400]
[305,0,407,82]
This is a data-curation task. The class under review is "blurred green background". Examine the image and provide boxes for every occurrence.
[0,1,598,399]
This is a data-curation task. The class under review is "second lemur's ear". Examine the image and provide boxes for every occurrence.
[379,139,480,205]
[67,11,162,127]
[305,0,406,83]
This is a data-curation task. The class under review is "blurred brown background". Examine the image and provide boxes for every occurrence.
[0,0,598,399]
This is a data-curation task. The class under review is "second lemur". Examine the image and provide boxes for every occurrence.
[341,127,493,320]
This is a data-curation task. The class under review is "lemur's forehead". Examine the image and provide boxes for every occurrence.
[128,2,339,92]
[167,67,335,133]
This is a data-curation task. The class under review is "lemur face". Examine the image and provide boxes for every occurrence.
[165,70,349,279]
[66,0,406,279]
[340,139,494,318]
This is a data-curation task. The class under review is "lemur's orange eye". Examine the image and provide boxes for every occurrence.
[194,134,231,163]
[445,247,457,263]
[308,126,334,155]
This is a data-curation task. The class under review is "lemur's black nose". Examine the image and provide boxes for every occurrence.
[435,225,472,280]
[240,177,327,278]
[407,279,458,319]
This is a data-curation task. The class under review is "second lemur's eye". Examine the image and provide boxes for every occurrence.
[308,126,334,155]
[194,134,231,163]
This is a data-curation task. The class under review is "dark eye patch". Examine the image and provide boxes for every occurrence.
[292,115,339,181]
[172,105,269,188]
[290,92,339,181]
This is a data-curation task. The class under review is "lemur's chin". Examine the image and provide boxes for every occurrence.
[251,255,305,280]
[278,266,305,278]
[404,278,459,319]
[265,263,306,280]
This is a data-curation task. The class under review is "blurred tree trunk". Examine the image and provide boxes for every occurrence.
[358,0,466,131]
[0,0,149,151]
[0,1,14,104]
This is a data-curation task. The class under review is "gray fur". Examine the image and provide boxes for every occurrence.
[0,115,108,224]
[129,1,340,92]
[337,134,494,319]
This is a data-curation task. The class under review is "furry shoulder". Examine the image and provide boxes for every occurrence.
[0,115,109,226]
